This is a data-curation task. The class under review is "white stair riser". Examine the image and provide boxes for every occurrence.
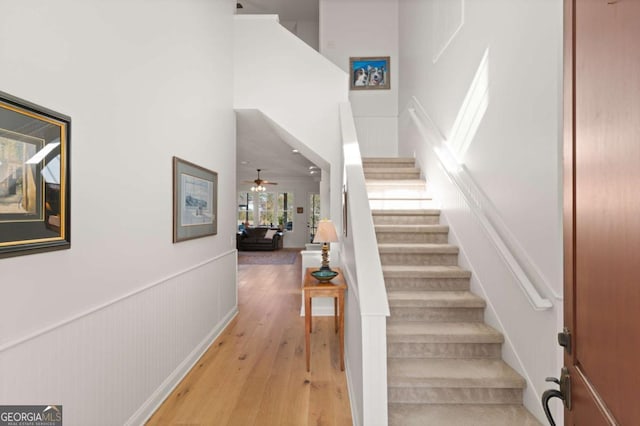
[384,277,470,291]
[380,253,458,266]
[387,342,502,359]
[388,387,523,405]
[369,199,437,210]
[366,182,426,189]
[367,188,430,198]
[389,307,484,322]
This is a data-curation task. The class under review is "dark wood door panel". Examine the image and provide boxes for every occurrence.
[568,0,640,424]
[569,366,616,426]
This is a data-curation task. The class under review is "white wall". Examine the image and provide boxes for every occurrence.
[398,0,563,297]
[320,0,399,157]
[237,178,320,248]
[0,1,237,424]
[281,19,320,51]
[234,15,348,234]
[398,0,563,421]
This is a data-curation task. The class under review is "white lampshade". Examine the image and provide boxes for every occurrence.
[313,219,339,243]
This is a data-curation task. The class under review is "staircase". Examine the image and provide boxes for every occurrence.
[362,158,541,426]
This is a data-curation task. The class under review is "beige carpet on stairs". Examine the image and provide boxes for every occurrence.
[363,157,541,426]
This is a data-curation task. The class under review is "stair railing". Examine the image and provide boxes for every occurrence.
[406,96,553,310]
[339,102,390,426]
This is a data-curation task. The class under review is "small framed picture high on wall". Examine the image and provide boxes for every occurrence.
[349,56,390,90]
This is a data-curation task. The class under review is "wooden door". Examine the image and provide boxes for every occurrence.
[564,0,640,424]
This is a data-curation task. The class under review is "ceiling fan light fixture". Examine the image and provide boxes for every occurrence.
[247,169,275,192]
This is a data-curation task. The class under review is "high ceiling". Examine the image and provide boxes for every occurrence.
[235,0,320,185]
[236,110,320,184]
[236,0,318,22]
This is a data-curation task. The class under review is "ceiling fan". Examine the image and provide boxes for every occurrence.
[243,169,278,192]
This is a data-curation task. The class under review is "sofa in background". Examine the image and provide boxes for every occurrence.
[237,227,284,251]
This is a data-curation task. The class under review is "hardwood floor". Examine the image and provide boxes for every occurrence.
[146,251,353,426]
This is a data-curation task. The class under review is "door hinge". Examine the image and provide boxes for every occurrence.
[558,327,572,354]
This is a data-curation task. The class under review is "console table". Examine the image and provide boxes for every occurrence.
[303,267,346,372]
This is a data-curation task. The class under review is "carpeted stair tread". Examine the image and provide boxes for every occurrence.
[363,163,420,176]
[367,174,421,180]
[366,179,426,186]
[387,322,503,343]
[388,291,486,308]
[371,157,532,417]
[379,243,459,253]
[388,358,525,388]
[363,157,415,166]
[382,265,471,278]
[372,209,440,215]
[388,404,542,426]
[372,209,442,224]
[375,224,449,233]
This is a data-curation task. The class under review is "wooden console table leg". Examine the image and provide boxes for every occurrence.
[305,293,312,372]
[334,297,338,333]
[309,298,313,333]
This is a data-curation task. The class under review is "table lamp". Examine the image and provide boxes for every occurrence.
[311,219,339,281]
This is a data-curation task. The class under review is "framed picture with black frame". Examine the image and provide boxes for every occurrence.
[0,91,71,258]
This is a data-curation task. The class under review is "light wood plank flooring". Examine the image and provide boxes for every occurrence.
[147,250,353,426]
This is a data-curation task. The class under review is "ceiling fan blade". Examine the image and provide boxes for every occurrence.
[261,181,278,185]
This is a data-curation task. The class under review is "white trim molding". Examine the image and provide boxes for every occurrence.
[407,97,554,310]
[0,250,238,425]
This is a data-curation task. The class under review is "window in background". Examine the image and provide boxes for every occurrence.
[278,192,294,231]
[237,192,253,229]
[257,192,275,226]
[309,193,320,242]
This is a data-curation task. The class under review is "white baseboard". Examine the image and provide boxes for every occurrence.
[125,308,238,426]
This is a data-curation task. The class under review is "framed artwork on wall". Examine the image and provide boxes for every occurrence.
[349,56,390,90]
[0,91,71,258]
[173,157,218,243]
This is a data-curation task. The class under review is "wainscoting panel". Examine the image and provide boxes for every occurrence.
[354,116,398,158]
[0,250,238,426]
